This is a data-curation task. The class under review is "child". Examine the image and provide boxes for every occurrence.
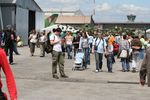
[105,44,114,73]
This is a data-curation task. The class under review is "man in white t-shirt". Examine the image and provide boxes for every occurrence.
[92,33,107,72]
[50,28,68,79]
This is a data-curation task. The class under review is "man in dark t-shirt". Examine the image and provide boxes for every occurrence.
[4,29,15,64]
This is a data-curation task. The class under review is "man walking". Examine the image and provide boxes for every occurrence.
[50,28,68,79]
[92,33,107,72]
[4,26,15,64]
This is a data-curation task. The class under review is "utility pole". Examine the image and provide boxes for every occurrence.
[93,0,95,16]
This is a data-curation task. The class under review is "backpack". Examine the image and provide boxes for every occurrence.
[45,33,55,54]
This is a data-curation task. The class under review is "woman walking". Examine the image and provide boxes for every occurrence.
[29,30,38,56]
[119,35,130,72]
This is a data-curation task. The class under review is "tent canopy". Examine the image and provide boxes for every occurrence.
[146,29,150,33]
[41,24,79,33]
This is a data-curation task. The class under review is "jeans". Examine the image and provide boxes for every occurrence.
[13,42,19,54]
[83,48,89,68]
[132,52,140,70]
[30,42,36,55]
[87,48,90,65]
[4,44,14,63]
[121,58,130,71]
[139,49,145,60]
[66,44,72,59]
[39,42,46,57]
[107,53,113,72]
[52,51,66,76]
[95,52,103,70]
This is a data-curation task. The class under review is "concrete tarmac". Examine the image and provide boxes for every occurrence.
[2,46,150,100]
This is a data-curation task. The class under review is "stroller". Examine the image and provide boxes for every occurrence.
[72,49,85,71]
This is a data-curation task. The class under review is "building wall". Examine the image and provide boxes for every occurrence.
[35,12,44,32]
[16,0,42,12]
[0,6,15,29]
[96,23,150,30]
[16,7,28,45]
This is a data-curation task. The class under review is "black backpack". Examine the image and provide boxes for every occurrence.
[45,33,54,54]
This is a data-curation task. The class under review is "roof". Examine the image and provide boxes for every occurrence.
[95,22,150,25]
[44,9,84,16]
[55,16,92,24]
[0,0,14,3]
[0,0,43,12]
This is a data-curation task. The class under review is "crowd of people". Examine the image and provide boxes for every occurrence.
[1,26,150,100]
[27,28,150,86]
[28,28,150,73]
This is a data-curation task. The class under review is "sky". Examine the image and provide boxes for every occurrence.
[35,0,150,22]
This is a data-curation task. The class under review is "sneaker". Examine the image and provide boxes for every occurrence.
[95,70,99,73]
[99,69,103,72]
[61,75,69,78]
[53,75,59,79]
[10,62,14,65]
[16,53,20,55]
[132,69,136,73]
[122,69,126,72]
[108,70,113,73]
[127,69,130,72]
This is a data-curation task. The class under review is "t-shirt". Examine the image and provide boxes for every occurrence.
[93,38,107,53]
[80,37,89,48]
[39,35,47,43]
[88,36,93,43]
[108,35,115,45]
[140,38,145,49]
[65,35,73,45]
[107,44,113,53]
[50,34,62,52]
[120,40,129,50]
[29,34,37,43]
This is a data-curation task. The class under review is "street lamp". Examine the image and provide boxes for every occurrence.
[144,27,147,38]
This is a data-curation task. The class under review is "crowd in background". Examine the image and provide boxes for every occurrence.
[1,26,150,83]
[27,28,150,74]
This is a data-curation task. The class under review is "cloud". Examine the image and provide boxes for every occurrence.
[96,3,112,12]
[50,0,76,3]
[118,4,150,14]
[49,0,87,4]
[36,0,87,11]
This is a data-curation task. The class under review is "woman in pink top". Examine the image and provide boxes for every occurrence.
[65,31,73,59]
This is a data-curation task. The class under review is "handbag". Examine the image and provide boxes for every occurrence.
[94,38,101,51]
[45,44,53,54]
[45,35,55,54]
[119,49,128,58]
[94,45,98,51]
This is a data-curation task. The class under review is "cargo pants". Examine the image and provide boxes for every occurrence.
[52,50,66,76]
